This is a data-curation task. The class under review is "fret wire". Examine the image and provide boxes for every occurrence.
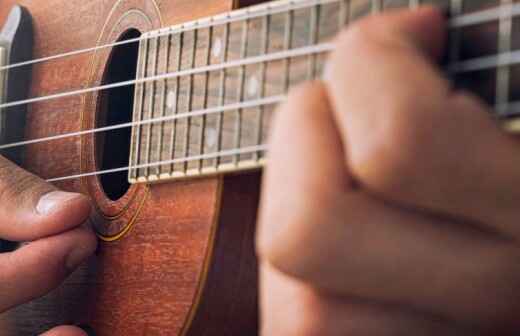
[371,0,383,13]
[197,26,213,170]
[234,19,250,164]
[496,0,513,115]
[308,3,321,79]
[129,38,149,180]
[338,0,350,27]
[50,145,268,183]
[143,36,161,178]
[157,33,173,176]
[182,28,198,173]
[283,9,294,91]
[254,14,271,161]
[216,22,230,168]
[135,38,151,179]
[169,32,184,174]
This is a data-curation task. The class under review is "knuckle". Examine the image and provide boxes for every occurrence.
[354,98,425,194]
[257,196,337,279]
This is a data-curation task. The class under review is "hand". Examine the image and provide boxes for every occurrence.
[257,6,520,335]
[0,156,97,336]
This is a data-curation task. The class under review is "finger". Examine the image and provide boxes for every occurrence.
[257,82,520,332]
[40,326,87,336]
[0,155,91,241]
[326,6,520,239]
[260,263,470,336]
[0,227,97,312]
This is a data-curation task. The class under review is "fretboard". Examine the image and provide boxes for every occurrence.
[128,0,520,183]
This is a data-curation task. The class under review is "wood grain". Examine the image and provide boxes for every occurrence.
[0,1,263,335]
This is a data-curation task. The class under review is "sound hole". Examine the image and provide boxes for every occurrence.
[96,29,141,201]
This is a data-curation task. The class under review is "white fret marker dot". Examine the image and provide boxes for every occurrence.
[212,38,222,58]
[166,90,177,110]
[206,129,217,148]
[248,76,259,97]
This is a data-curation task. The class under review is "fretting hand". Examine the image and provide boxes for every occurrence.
[257,6,520,335]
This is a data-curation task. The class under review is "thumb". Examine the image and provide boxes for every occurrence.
[0,155,91,241]
[0,155,97,312]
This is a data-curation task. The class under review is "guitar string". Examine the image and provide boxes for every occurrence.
[0,0,514,73]
[0,43,333,111]
[3,34,520,152]
[0,0,341,72]
[0,4,515,111]
[0,96,283,150]
[46,144,268,182]
[4,29,520,151]
[2,2,518,182]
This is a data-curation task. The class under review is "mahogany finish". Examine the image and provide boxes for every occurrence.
[0,0,515,335]
[0,0,263,335]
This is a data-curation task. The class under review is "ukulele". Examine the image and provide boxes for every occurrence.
[0,0,515,335]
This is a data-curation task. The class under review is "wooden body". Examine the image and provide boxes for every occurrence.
[0,0,260,335]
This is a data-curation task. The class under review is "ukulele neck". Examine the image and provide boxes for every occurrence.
[128,0,519,184]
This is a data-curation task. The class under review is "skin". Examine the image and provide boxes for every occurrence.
[0,155,96,335]
[2,5,520,336]
[257,6,520,336]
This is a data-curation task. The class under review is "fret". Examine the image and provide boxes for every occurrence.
[288,8,313,87]
[339,0,350,27]
[372,0,383,12]
[308,4,320,78]
[178,29,197,174]
[169,32,183,175]
[138,38,155,180]
[283,9,294,91]
[128,37,149,182]
[254,15,270,161]
[157,33,172,177]
[196,27,213,170]
[316,1,342,74]
[350,0,373,20]
[496,0,513,115]
[136,37,151,180]
[215,22,230,168]
[233,19,249,165]
[141,36,160,179]
[150,36,165,179]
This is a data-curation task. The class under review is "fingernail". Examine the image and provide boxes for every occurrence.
[36,191,83,215]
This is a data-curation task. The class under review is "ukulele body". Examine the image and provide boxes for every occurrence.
[0,1,260,335]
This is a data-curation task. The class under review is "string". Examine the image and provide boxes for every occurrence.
[46,144,268,182]
[0,0,341,72]
[0,43,333,111]
[1,0,518,182]
[448,49,520,74]
[0,95,284,150]
[0,0,516,73]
